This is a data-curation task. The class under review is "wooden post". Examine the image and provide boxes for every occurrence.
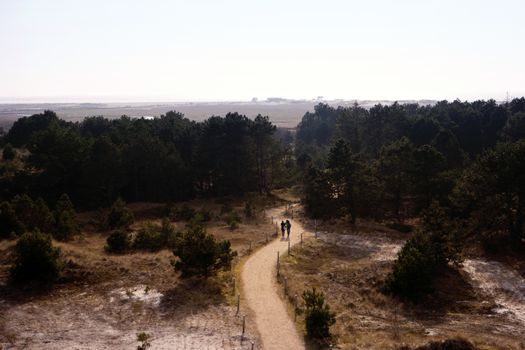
[242,315,246,336]
[277,251,280,277]
[288,239,291,255]
[300,232,303,246]
[284,277,287,296]
[294,294,298,321]
[236,294,240,315]
[251,341,255,350]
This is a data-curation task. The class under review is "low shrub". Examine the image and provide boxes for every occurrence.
[107,197,134,229]
[225,212,241,231]
[2,143,16,161]
[53,193,79,241]
[169,205,195,222]
[0,201,24,238]
[302,287,336,339]
[172,226,237,277]
[384,231,439,298]
[133,222,164,251]
[136,332,151,350]
[106,229,131,253]
[11,231,61,282]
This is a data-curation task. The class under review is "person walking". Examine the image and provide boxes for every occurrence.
[285,220,291,239]
[280,221,286,239]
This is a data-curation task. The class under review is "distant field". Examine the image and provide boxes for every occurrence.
[0,99,436,131]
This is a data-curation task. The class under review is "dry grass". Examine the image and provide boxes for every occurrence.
[279,235,525,350]
[0,195,279,348]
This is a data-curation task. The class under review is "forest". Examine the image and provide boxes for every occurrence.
[1,98,525,348]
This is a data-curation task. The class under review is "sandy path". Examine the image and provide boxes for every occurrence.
[241,207,309,350]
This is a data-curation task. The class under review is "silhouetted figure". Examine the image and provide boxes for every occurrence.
[286,220,291,239]
[280,221,286,238]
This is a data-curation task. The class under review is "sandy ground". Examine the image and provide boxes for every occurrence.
[280,222,525,349]
[241,206,309,350]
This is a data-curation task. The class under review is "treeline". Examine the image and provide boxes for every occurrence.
[298,98,525,297]
[0,110,292,209]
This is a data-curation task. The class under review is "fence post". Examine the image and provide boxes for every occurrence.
[277,251,280,277]
[251,342,255,350]
[242,315,246,337]
[236,294,240,315]
[284,277,287,296]
[288,239,291,255]
[294,294,298,321]
[300,232,303,246]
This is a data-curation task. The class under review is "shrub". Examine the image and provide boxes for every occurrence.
[107,197,134,229]
[136,332,151,350]
[198,208,213,222]
[384,231,438,298]
[160,217,180,248]
[2,143,16,161]
[385,203,463,299]
[225,212,241,231]
[172,226,237,277]
[106,229,131,253]
[302,287,336,339]
[0,201,24,238]
[174,205,196,222]
[133,222,164,251]
[11,231,61,282]
[53,194,79,240]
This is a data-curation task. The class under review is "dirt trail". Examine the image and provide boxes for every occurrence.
[241,207,308,350]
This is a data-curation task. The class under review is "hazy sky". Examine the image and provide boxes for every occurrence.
[0,0,524,102]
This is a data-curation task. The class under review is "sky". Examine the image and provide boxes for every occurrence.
[0,0,524,102]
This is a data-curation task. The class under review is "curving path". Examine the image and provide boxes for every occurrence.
[241,207,309,350]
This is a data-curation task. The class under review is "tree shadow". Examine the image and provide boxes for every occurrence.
[158,276,226,317]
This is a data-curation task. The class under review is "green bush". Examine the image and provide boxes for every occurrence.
[173,205,196,222]
[133,219,180,251]
[172,226,237,277]
[136,332,151,350]
[11,231,61,282]
[53,194,79,240]
[0,201,24,238]
[105,229,131,253]
[2,143,16,161]
[107,197,134,229]
[385,204,463,299]
[302,287,336,339]
[133,222,164,251]
[384,231,437,298]
[225,212,241,231]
